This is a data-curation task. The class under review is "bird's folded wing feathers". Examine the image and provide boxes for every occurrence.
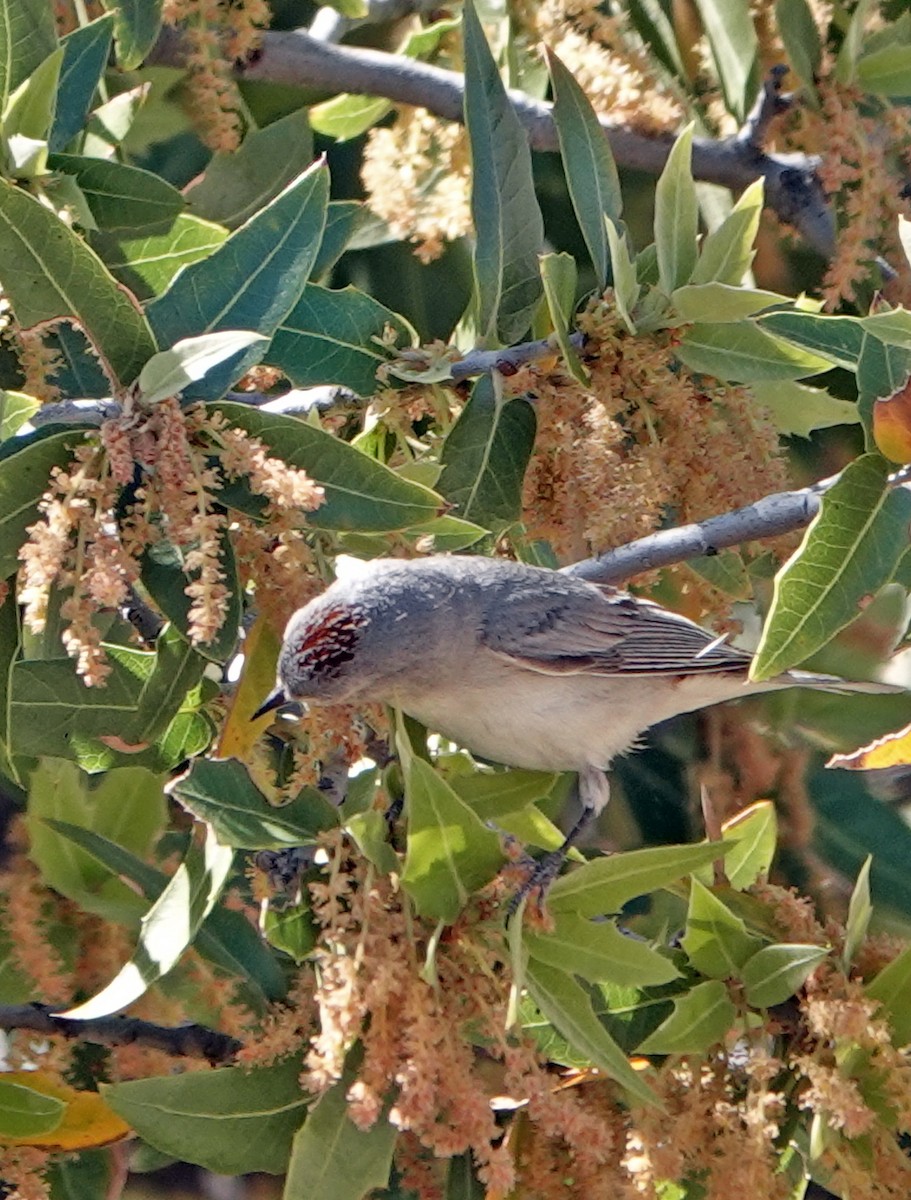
[481,585,754,676]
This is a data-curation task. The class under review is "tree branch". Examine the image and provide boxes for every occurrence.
[563,479,831,585]
[147,30,834,258]
[0,1003,241,1064]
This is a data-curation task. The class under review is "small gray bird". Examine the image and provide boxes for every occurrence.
[255,555,897,860]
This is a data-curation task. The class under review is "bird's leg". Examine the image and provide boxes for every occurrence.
[507,767,611,915]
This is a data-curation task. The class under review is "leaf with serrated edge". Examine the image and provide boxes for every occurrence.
[655,124,697,294]
[463,0,544,346]
[751,454,911,678]
[637,979,735,1054]
[524,960,659,1107]
[525,911,680,987]
[741,944,828,1008]
[0,178,156,386]
[62,824,234,1019]
[548,842,726,917]
[170,757,338,848]
[270,283,414,397]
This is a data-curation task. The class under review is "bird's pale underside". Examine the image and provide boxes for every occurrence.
[263,556,897,831]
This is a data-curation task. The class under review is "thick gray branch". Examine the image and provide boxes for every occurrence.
[148,29,834,257]
[563,481,830,584]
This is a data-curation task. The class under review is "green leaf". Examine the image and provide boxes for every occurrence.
[211,401,442,532]
[147,162,329,400]
[184,110,315,230]
[63,824,234,1019]
[312,201,365,279]
[437,376,535,530]
[0,427,84,578]
[693,0,758,121]
[655,124,697,294]
[540,252,587,383]
[262,899,317,964]
[43,819,287,1003]
[741,943,828,1008]
[100,0,164,70]
[691,178,763,285]
[857,44,911,96]
[48,154,184,231]
[637,979,735,1054]
[463,0,544,345]
[525,911,680,987]
[681,878,762,979]
[867,942,911,1044]
[50,15,114,152]
[91,213,229,300]
[676,320,835,382]
[843,856,872,969]
[0,1080,65,1138]
[400,755,503,923]
[3,46,62,145]
[776,0,821,93]
[404,513,488,553]
[171,758,338,849]
[104,1057,307,1175]
[283,1079,396,1200]
[27,758,166,923]
[309,92,392,141]
[810,763,911,924]
[751,454,911,678]
[524,959,659,1107]
[0,389,38,437]
[860,309,911,348]
[547,842,726,918]
[137,331,268,405]
[856,331,911,435]
[604,218,638,332]
[720,801,777,890]
[10,651,206,773]
[672,283,785,323]
[0,0,57,112]
[0,178,157,387]
[450,768,560,821]
[546,46,621,289]
[752,380,860,438]
[139,531,241,663]
[270,283,414,397]
[758,311,864,369]
[128,625,208,745]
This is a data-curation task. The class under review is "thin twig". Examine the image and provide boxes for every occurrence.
[147,31,835,257]
[0,1003,241,1064]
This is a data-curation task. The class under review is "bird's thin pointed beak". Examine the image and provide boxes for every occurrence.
[251,685,288,722]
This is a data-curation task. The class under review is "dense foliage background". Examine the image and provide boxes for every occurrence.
[5,0,911,1196]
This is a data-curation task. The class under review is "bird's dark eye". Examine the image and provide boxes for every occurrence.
[294,605,367,679]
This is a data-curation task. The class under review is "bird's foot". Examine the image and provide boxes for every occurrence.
[505,805,595,919]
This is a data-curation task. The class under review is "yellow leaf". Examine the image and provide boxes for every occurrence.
[0,1071,131,1150]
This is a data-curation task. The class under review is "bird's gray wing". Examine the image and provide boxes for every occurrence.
[480,581,753,677]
